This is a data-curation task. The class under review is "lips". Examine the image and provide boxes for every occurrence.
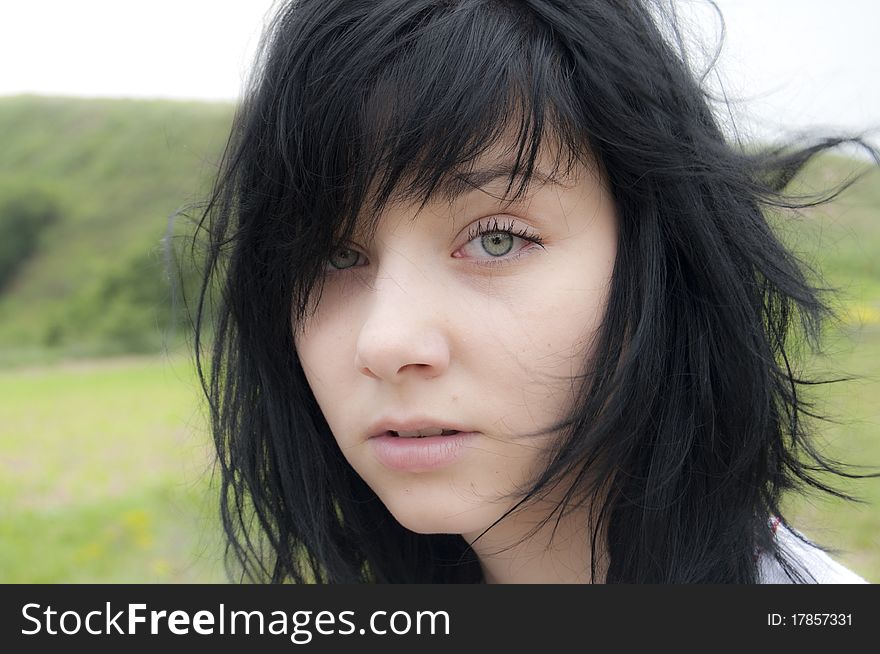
[369,428,478,471]
[367,418,471,440]
[392,428,460,438]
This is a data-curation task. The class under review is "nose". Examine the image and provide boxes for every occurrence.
[354,263,451,382]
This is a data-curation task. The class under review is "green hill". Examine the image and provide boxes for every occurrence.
[0,95,877,366]
[0,95,233,362]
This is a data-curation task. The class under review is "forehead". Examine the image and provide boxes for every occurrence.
[367,134,592,219]
[329,99,604,249]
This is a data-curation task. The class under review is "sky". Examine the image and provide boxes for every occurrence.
[1,0,878,144]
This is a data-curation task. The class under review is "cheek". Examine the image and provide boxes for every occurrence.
[493,264,609,362]
[478,270,610,420]
[294,310,356,420]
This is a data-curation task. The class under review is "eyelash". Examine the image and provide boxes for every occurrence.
[463,217,545,266]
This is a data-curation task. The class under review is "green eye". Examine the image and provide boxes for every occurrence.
[328,247,362,270]
[481,232,514,256]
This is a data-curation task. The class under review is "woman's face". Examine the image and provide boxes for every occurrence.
[295,145,617,539]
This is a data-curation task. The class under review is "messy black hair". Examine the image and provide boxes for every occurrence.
[194,0,877,582]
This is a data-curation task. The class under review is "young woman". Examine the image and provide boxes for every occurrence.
[194,0,876,583]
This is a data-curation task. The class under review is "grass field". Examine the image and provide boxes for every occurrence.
[0,355,227,582]
[780,326,880,581]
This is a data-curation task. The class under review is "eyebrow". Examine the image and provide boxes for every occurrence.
[436,164,567,203]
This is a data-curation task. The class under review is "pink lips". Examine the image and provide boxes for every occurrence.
[367,427,478,472]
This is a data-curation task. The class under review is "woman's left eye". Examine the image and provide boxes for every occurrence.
[454,219,545,262]
[325,246,367,270]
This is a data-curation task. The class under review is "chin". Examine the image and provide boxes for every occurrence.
[378,492,502,537]
[391,513,482,536]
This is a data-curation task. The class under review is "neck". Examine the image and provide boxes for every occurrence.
[464,498,606,584]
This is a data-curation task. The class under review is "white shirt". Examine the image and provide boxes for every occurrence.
[758,520,868,584]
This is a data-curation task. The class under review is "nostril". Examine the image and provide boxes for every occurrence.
[359,366,381,380]
[396,362,437,377]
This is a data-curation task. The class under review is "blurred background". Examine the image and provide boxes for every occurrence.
[0,1,877,583]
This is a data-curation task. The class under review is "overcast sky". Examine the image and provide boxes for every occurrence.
[1,0,877,144]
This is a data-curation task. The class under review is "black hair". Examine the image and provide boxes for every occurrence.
[193,0,878,583]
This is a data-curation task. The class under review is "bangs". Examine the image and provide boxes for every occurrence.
[353,3,585,218]
[268,0,589,242]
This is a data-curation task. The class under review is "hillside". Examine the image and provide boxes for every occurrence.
[0,95,233,362]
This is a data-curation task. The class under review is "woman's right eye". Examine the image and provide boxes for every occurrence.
[326,246,367,271]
